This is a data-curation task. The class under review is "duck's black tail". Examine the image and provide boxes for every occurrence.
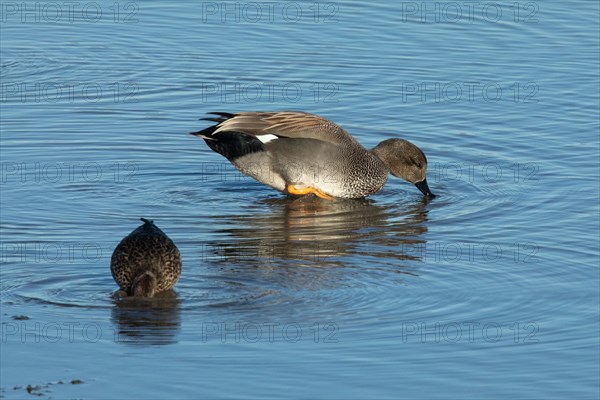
[189,112,264,162]
[189,112,234,139]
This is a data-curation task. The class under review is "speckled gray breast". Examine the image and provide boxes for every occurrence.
[268,139,389,198]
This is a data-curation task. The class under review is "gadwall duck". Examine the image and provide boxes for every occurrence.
[111,218,182,297]
[190,111,435,199]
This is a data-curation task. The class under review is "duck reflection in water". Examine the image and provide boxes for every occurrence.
[201,196,430,290]
[111,291,181,346]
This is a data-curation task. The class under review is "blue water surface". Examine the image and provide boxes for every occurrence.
[1,1,599,399]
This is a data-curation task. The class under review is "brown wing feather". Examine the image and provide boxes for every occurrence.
[212,111,358,145]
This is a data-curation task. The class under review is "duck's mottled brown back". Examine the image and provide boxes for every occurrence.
[111,218,182,297]
[211,111,358,145]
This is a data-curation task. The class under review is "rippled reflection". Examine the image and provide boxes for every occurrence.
[203,196,430,270]
[111,290,181,346]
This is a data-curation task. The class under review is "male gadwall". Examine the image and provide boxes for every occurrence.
[111,218,182,297]
[190,111,435,199]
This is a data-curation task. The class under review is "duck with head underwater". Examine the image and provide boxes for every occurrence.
[111,218,182,298]
[190,111,436,200]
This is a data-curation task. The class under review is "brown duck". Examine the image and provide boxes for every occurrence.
[111,218,182,297]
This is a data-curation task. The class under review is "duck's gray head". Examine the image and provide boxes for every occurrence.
[372,139,435,198]
[130,270,158,297]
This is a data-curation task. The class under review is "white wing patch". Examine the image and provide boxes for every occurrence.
[256,134,278,144]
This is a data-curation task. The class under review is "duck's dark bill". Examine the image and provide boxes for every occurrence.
[415,179,436,198]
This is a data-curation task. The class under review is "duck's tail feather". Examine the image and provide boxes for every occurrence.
[191,112,265,161]
[191,112,237,139]
[199,112,235,123]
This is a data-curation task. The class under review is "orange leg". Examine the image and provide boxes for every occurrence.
[286,185,314,196]
[286,184,334,200]
[314,188,334,200]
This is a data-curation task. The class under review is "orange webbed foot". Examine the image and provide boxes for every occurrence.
[286,185,335,200]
